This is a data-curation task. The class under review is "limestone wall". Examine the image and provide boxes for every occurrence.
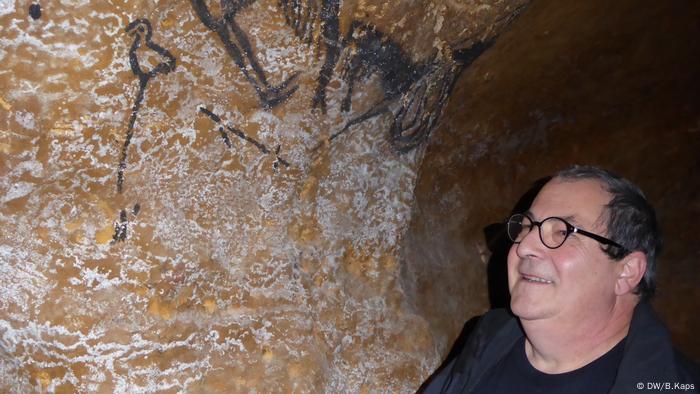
[4,0,697,391]
[0,0,527,391]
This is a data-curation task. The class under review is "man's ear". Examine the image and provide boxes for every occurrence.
[615,251,647,296]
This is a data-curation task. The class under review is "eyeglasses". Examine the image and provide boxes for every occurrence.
[506,213,627,250]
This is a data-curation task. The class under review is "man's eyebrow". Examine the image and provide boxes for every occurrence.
[526,210,582,226]
[525,210,539,221]
[560,215,581,226]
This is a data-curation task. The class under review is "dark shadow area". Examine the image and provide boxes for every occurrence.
[416,315,481,393]
[483,176,551,309]
[416,176,551,392]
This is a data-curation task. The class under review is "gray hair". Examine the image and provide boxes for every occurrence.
[553,165,662,301]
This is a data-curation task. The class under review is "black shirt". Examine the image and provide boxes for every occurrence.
[471,336,626,394]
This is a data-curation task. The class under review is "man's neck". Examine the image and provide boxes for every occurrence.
[520,300,636,374]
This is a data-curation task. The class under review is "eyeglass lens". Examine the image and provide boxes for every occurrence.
[507,214,570,248]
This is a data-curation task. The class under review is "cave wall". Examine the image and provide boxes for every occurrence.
[0,0,529,391]
[2,0,698,391]
[406,0,700,368]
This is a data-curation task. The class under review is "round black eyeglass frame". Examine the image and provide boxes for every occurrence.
[506,213,627,251]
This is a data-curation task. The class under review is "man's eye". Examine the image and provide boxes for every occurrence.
[553,229,569,239]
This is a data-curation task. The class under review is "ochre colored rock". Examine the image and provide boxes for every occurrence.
[0,0,527,391]
[4,0,697,391]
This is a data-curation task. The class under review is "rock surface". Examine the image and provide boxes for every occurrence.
[3,0,698,391]
[0,0,527,391]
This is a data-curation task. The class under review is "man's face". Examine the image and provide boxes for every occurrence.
[507,178,622,327]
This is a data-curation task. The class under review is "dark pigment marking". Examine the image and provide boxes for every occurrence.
[311,25,495,154]
[132,203,141,215]
[188,1,524,154]
[308,0,341,113]
[29,4,41,20]
[218,126,233,148]
[272,145,289,169]
[116,19,176,194]
[199,106,290,168]
[190,0,300,109]
[112,209,128,242]
[190,0,340,111]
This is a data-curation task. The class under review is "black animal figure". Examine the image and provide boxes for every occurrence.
[117,19,176,194]
[190,0,341,111]
[316,22,494,154]
[326,2,529,154]
[190,1,525,154]
[191,0,304,108]
[385,39,495,153]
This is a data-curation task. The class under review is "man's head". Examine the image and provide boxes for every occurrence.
[552,165,661,299]
[507,165,661,326]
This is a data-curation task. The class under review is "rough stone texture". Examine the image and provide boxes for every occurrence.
[407,0,700,369]
[0,0,527,391]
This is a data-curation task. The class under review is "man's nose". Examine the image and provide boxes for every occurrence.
[516,224,546,258]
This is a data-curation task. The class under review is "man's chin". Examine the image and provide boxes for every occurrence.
[510,297,552,321]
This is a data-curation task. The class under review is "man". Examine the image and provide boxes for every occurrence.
[421,165,699,393]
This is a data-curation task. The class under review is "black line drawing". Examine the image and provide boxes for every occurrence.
[116,18,176,194]
[112,209,128,243]
[307,0,341,113]
[113,19,175,243]
[111,204,141,243]
[190,0,301,109]
[190,0,340,111]
[310,23,494,154]
[189,1,525,154]
[198,106,290,168]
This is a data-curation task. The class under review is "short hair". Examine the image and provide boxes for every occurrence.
[552,165,662,301]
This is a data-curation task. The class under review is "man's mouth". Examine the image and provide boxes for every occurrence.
[521,274,553,284]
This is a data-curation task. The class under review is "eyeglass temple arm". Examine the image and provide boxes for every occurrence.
[572,227,627,250]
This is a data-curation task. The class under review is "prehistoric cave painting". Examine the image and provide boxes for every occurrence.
[112,19,176,242]
[198,107,290,168]
[315,5,528,154]
[116,18,177,194]
[188,1,521,155]
[312,24,496,154]
[190,0,341,111]
[190,0,302,109]
[111,204,140,244]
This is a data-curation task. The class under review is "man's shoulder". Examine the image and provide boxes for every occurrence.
[451,309,521,380]
[418,309,520,393]
[477,308,514,330]
[613,302,700,391]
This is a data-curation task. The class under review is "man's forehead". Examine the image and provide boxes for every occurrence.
[528,178,611,226]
